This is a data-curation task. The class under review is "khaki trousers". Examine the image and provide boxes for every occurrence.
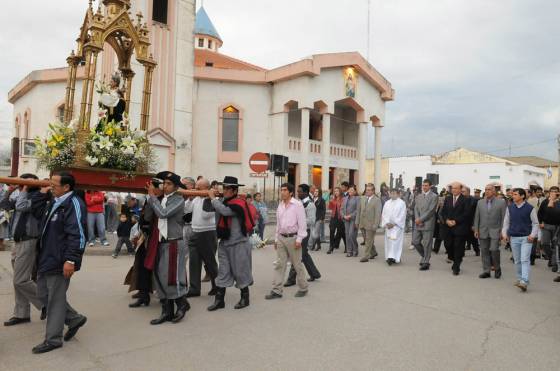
[272,235,308,295]
[363,229,378,258]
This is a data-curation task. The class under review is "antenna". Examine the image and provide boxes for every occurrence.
[367,0,371,62]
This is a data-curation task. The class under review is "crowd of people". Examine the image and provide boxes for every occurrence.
[0,170,559,354]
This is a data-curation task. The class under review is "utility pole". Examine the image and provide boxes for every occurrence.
[367,0,371,62]
[557,134,560,187]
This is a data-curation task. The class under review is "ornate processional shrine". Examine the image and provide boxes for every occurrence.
[63,0,157,165]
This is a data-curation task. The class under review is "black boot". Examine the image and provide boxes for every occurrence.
[129,293,150,308]
[234,287,250,309]
[207,287,226,311]
[208,279,218,296]
[172,296,190,323]
[150,300,173,325]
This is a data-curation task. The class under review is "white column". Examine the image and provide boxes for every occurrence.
[321,113,331,190]
[374,123,382,189]
[300,108,310,185]
[358,122,368,187]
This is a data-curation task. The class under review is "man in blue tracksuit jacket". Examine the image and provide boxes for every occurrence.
[32,172,88,354]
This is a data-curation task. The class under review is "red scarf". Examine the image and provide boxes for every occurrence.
[217,197,255,239]
[144,218,160,271]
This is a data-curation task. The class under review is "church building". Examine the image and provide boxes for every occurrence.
[8,0,394,193]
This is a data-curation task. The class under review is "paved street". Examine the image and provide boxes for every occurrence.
[0,234,559,371]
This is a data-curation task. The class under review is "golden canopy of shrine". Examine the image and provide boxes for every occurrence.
[63,0,157,134]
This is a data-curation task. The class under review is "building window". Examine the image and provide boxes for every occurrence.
[198,38,204,48]
[152,0,168,24]
[222,106,239,152]
[205,62,214,67]
[14,117,20,138]
[56,104,65,122]
[208,40,213,49]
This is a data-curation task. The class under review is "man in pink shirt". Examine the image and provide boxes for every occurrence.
[265,183,308,299]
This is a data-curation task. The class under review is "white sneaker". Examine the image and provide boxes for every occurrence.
[89,242,95,247]
[102,241,110,246]
[408,245,415,250]
[111,254,117,259]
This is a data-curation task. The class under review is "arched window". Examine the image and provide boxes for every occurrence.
[222,106,239,152]
[56,104,65,122]
[23,110,30,139]
[14,116,20,138]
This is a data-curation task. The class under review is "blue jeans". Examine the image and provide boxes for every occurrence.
[87,212,107,244]
[510,236,532,284]
[257,219,265,240]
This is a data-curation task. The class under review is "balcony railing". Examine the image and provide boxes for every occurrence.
[330,143,358,159]
[288,137,357,160]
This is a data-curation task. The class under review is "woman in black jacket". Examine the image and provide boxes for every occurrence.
[310,187,326,251]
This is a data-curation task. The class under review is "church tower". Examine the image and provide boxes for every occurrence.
[194,6,223,52]
[98,0,196,173]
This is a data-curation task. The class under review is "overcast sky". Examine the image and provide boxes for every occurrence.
[1,0,558,160]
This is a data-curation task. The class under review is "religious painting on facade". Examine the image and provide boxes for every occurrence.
[344,67,358,98]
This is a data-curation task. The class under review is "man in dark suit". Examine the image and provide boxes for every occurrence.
[462,186,480,256]
[439,182,471,275]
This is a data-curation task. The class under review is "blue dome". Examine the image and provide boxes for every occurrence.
[194,7,222,42]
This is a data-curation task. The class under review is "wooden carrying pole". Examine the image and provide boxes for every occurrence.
[0,177,227,197]
[0,177,51,188]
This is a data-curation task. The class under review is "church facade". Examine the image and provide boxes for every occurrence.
[8,1,394,193]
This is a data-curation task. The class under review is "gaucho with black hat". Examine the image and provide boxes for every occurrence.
[144,171,190,325]
[206,176,255,311]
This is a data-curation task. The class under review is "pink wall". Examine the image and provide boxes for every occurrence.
[147,0,176,137]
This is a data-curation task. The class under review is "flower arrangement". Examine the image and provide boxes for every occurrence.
[85,117,155,173]
[34,121,76,170]
[35,115,155,174]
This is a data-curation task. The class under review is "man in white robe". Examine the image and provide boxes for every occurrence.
[381,189,407,265]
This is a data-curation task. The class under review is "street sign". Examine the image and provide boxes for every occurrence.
[249,152,269,173]
[250,172,269,178]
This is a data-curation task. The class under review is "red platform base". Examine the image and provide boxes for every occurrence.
[62,166,154,193]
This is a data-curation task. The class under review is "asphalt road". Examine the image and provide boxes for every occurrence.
[0,233,559,371]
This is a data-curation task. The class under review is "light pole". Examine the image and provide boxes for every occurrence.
[557,134,560,187]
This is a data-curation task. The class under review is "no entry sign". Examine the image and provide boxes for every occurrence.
[249,152,269,173]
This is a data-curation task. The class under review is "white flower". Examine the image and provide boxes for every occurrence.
[121,146,135,155]
[132,130,146,139]
[98,136,113,150]
[121,136,136,148]
[85,155,98,166]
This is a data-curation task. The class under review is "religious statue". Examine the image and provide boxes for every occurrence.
[97,73,126,131]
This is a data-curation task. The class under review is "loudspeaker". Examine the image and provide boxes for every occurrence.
[426,173,439,186]
[415,177,422,189]
[270,154,288,173]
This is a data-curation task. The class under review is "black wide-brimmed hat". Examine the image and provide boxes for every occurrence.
[219,176,244,188]
[155,171,186,189]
